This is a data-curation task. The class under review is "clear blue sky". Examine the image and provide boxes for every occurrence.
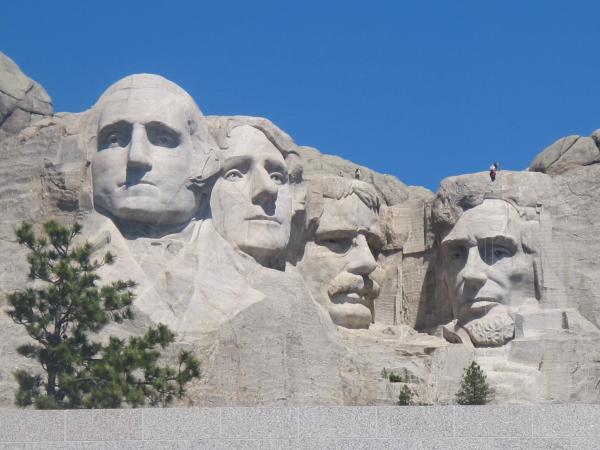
[2,1,600,192]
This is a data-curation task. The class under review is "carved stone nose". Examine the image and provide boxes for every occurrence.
[346,235,377,275]
[127,124,152,171]
[251,169,278,206]
[461,247,488,290]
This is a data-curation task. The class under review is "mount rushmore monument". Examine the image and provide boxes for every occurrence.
[2,51,600,405]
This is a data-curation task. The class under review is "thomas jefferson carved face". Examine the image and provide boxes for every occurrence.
[298,179,382,329]
[91,77,210,227]
[209,125,293,266]
[441,199,538,346]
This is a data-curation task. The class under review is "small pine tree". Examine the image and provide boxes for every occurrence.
[6,221,200,409]
[455,361,490,405]
[398,385,414,406]
[381,368,404,383]
[388,372,404,383]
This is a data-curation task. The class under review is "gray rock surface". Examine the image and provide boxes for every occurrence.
[2,51,600,407]
[0,53,52,141]
[528,130,600,334]
[296,145,433,206]
[530,134,600,175]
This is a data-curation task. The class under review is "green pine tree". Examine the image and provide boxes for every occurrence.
[455,361,490,405]
[398,384,414,406]
[6,221,200,409]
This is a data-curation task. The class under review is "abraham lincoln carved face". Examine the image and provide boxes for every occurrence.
[441,199,538,346]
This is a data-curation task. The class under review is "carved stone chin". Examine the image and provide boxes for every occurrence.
[463,312,515,347]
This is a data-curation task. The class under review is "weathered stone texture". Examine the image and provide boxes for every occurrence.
[2,50,600,408]
[0,53,52,141]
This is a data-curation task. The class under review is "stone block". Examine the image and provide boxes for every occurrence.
[198,439,298,449]
[65,409,142,441]
[450,438,562,449]
[142,407,220,440]
[0,409,64,442]
[376,406,453,438]
[104,441,198,450]
[297,438,453,449]
[459,437,600,450]
[0,443,103,450]
[532,404,600,438]
[220,407,297,439]
[454,405,531,437]
[298,406,377,438]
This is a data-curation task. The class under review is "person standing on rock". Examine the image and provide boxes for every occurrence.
[489,163,497,182]
[355,168,361,179]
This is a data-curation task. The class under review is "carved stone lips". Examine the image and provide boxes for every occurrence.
[246,215,280,224]
[469,298,500,314]
[331,291,369,307]
[118,180,156,188]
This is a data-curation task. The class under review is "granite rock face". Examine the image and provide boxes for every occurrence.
[528,132,600,327]
[0,53,52,141]
[529,134,600,175]
[1,51,600,406]
[428,169,600,402]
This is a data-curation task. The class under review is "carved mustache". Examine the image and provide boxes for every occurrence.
[327,272,380,300]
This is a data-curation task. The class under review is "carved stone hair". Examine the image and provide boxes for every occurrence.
[431,171,553,250]
[304,176,380,231]
[94,74,204,136]
[431,171,558,308]
[206,115,303,184]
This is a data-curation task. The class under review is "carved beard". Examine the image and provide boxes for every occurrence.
[463,312,515,347]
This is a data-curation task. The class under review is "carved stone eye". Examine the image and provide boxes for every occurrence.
[270,173,285,185]
[159,134,172,146]
[97,121,132,151]
[146,122,180,148]
[224,170,243,181]
[319,237,352,254]
[491,247,511,263]
[449,247,465,261]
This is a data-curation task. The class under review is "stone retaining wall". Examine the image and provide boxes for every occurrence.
[1,405,599,449]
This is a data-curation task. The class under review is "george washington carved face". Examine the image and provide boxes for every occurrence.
[91,75,217,228]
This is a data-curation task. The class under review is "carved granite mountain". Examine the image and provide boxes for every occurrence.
[1,51,599,406]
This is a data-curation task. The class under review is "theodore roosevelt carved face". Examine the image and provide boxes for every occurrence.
[91,74,217,228]
[297,177,383,329]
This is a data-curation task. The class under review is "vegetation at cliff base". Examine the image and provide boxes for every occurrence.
[398,384,415,406]
[381,367,405,383]
[455,361,490,405]
[6,221,200,409]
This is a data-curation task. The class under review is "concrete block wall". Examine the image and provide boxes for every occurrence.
[1,405,599,449]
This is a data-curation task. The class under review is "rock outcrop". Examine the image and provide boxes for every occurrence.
[0,53,52,141]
